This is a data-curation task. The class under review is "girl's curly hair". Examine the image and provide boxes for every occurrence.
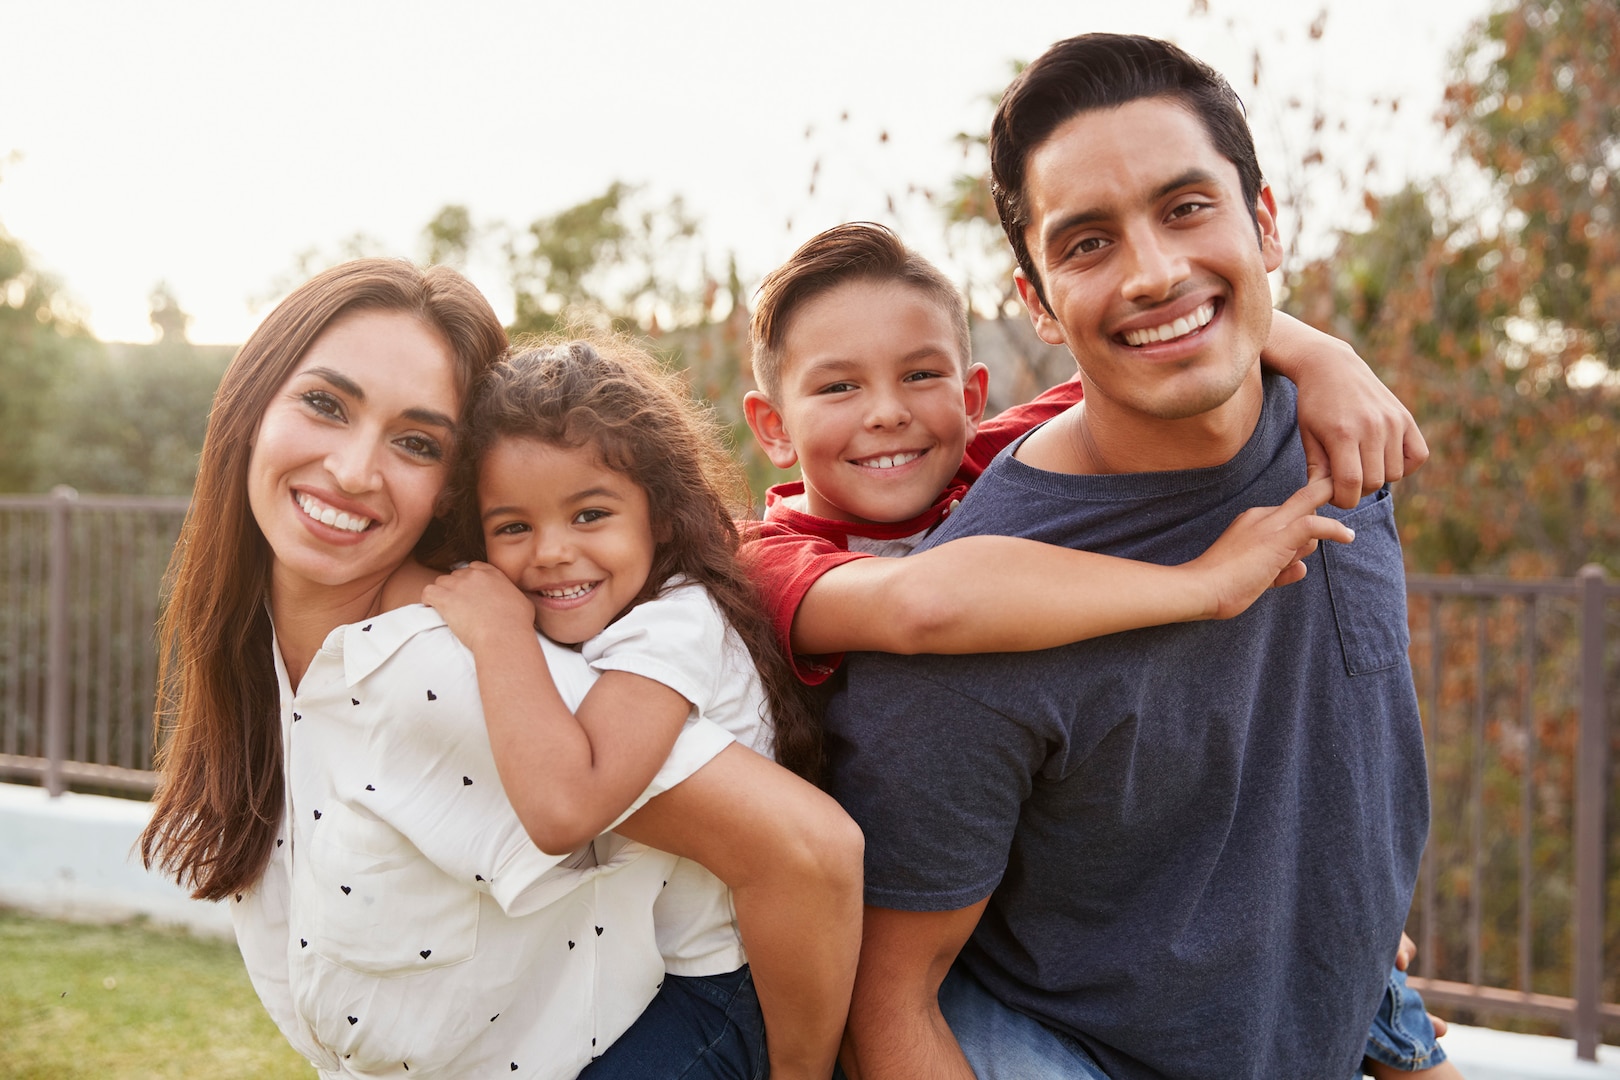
[447,332,824,782]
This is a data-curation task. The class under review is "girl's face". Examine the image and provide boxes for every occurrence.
[478,436,657,645]
[247,309,461,598]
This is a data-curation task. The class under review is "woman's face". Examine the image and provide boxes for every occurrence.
[247,308,461,596]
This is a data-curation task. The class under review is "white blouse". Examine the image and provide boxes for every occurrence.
[232,603,735,1079]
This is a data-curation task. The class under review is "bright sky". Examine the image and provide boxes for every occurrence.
[1,0,1494,344]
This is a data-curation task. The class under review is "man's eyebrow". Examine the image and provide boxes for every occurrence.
[1040,168,1223,251]
[298,366,455,429]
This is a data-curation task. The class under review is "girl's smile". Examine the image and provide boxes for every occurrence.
[478,437,658,645]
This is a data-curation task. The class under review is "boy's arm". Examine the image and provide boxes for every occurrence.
[790,477,1353,658]
[839,902,988,1080]
[617,742,865,1080]
[422,562,689,855]
[1260,310,1429,508]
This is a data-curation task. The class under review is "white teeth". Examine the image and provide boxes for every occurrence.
[296,493,372,533]
[856,451,922,470]
[540,583,595,599]
[1122,301,1216,347]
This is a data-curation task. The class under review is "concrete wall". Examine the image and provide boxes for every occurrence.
[0,781,231,938]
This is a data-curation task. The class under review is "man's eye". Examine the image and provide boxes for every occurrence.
[1073,236,1109,256]
[1169,200,1208,219]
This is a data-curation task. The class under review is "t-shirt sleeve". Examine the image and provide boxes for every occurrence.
[741,528,871,686]
[579,587,739,822]
[824,652,1051,912]
[960,372,1084,478]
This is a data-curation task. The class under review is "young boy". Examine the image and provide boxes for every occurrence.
[739,221,1456,1079]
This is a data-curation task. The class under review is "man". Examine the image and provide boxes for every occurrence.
[825,34,1429,1080]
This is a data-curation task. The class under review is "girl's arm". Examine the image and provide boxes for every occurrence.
[423,563,689,855]
[1261,310,1429,509]
[791,475,1354,657]
[615,742,864,1080]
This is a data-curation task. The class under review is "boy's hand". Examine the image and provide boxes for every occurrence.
[422,561,537,653]
[1191,477,1355,621]
[1261,311,1428,508]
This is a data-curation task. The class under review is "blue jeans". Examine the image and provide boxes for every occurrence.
[936,964,1110,1079]
[1362,967,1447,1073]
[581,965,768,1079]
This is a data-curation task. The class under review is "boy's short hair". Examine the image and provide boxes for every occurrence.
[990,33,1264,314]
[749,222,970,402]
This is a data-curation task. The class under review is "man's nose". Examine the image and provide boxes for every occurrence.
[1120,227,1190,304]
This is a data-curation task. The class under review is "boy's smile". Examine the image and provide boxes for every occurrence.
[745,280,987,526]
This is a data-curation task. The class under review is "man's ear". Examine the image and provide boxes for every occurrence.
[743,390,800,471]
[961,363,990,440]
[1015,270,1067,347]
[1256,184,1283,273]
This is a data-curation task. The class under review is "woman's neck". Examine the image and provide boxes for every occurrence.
[267,568,389,690]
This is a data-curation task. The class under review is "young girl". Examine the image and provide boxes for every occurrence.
[424,336,857,1080]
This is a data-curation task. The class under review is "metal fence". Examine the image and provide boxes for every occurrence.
[1,492,1616,1059]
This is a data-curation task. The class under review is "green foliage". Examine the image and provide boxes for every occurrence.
[0,220,89,492]
[0,910,308,1078]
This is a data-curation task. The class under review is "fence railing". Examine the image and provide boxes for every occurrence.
[1,492,1616,1059]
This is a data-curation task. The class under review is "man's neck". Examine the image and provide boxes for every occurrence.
[1016,370,1266,477]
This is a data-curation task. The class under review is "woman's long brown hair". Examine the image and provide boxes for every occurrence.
[450,335,825,782]
[139,259,507,901]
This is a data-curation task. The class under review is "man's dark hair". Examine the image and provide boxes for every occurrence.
[990,33,1264,313]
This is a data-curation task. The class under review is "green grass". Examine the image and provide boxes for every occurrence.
[0,910,311,1079]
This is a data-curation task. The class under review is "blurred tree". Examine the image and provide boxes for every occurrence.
[1283,0,1619,577]
[505,182,705,336]
[0,211,88,491]
[422,204,476,269]
[148,281,191,345]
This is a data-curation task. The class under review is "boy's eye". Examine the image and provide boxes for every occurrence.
[573,508,611,525]
[300,390,344,419]
[902,370,944,383]
[817,381,858,395]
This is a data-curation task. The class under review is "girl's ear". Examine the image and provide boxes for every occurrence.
[743,391,800,471]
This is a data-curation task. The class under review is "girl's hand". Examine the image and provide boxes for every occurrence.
[422,561,537,653]
[1189,476,1356,621]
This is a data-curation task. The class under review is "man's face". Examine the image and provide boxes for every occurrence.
[744,280,987,526]
[1015,96,1282,430]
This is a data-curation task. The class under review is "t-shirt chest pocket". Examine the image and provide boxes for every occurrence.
[306,801,480,975]
[1319,488,1411,676]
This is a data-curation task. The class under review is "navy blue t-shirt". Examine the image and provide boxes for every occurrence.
[824,375,1428,1080]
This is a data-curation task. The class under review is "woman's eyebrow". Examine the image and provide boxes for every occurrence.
[300,366,455,429]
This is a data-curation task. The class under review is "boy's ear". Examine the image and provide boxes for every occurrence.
[1015,270,1067,348]
[743,390,800,471]
[961,363,990,441]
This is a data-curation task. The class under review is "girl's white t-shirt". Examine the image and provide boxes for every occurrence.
[582,578,773,976]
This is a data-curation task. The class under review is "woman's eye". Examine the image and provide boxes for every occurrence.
[301,390,344,418]
[397,434,444,461]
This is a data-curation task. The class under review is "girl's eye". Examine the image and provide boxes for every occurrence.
[301,390,344,419]
[396,433,444,461]
[489,521,529,537]
[574,508,611,525]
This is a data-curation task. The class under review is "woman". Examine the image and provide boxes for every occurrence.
[139,259,860,1079]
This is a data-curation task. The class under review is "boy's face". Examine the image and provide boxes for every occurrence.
[745,280,987,526]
